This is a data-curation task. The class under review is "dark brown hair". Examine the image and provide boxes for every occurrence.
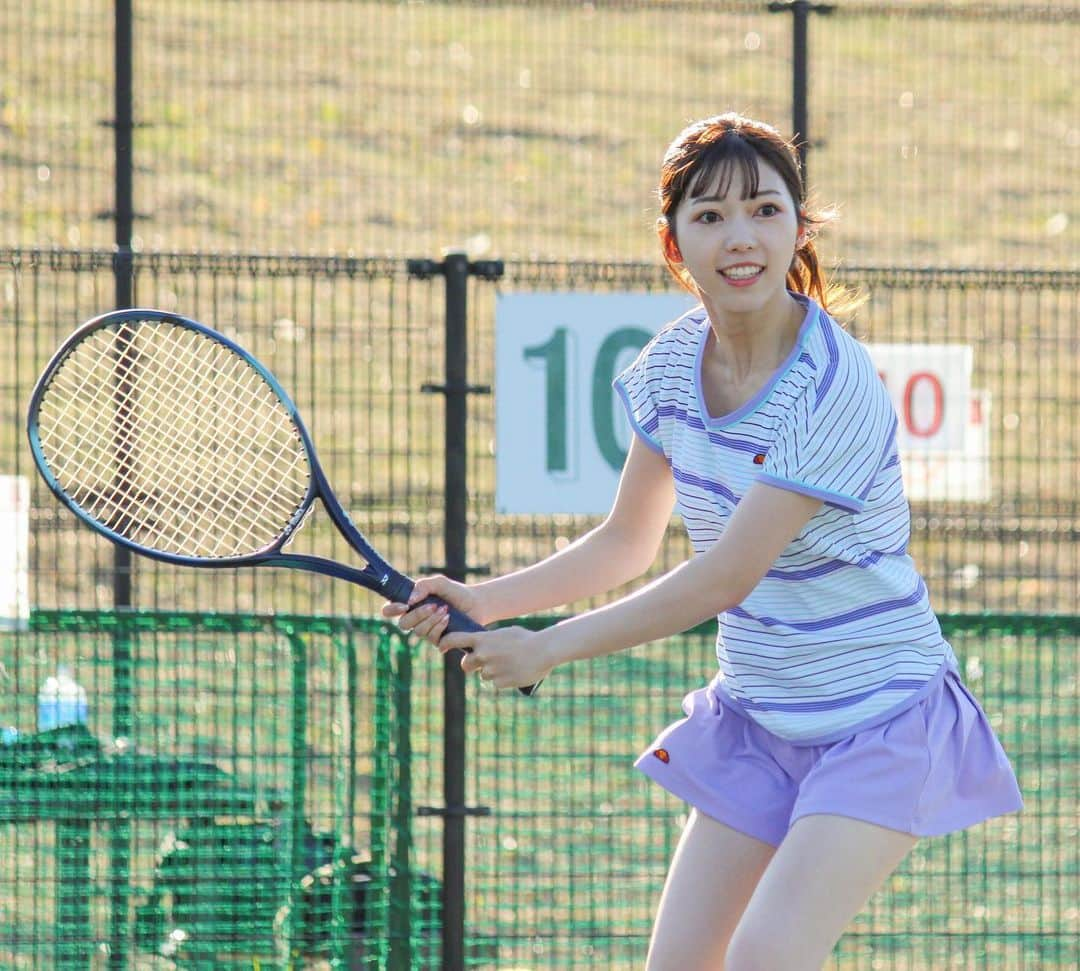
[656,113,860,317]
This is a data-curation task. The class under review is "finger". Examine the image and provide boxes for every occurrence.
[427,608,452,645]
[394,603,435,638]
[407,575,448,607]
[381,601,406,619]
[459,649,486,674]
[440,631,479,656]
[411,603,450,641]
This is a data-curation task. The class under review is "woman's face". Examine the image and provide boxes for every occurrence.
[670,155,803,316]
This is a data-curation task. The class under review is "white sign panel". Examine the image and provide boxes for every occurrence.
[495,294,990,514]
[495,293,694,514]
[865,344,990,502]
[0,475,30,630]
[867,344,971,453]
[901,390,991,503]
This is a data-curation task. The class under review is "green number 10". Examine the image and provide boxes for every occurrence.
[523,326,651,474]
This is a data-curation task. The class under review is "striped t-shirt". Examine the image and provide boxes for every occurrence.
[614,294,956,744]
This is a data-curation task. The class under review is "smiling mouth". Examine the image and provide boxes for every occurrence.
[720,264,764,282]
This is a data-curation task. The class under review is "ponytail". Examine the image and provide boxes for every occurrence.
[788,234,864,321]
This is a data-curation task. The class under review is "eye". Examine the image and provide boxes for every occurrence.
[757,203,780,217]
[696,210,722,224]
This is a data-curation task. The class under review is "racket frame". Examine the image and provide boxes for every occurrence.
[27,310,407,596]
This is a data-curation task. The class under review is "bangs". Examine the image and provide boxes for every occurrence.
[685,135,762,201]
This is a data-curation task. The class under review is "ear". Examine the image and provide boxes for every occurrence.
[658,219,682,263]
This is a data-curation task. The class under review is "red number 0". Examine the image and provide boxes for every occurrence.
[903,371,944,438]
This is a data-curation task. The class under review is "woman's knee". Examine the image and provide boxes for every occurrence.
[724,916,813,971]
[647,920,813,971]
[645,938,727,971]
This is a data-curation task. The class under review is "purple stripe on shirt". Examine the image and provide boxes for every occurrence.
[729,580,927,631]
[764,550,884,580]
[814,318,841,410]
[736,677,931,713]
[672,464,740,505]
[656,404,765,454]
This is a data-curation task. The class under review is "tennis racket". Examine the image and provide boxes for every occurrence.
[27,308,538,696]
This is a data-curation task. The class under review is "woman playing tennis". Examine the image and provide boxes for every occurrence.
[385,113,1022,970]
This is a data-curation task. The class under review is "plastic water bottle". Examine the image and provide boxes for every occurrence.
[37,665,88,732]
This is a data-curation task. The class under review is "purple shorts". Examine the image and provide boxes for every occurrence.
[635,669,1023,847]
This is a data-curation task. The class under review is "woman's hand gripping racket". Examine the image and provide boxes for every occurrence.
[27,308,539,696]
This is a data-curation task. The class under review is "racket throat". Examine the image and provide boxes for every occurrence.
[265,553,410,600]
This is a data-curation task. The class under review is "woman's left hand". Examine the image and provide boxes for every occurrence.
[439,625,555,691]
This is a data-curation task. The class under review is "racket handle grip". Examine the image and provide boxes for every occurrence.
[414,594,540,698]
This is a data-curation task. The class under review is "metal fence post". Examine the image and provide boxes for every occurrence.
[110,0,135,697]
[768,0,834,179]
[409,253,502,971]
[108,3,136,968]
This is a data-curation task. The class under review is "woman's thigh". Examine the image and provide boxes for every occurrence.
[726,814,917,971]
[646,809,776,971]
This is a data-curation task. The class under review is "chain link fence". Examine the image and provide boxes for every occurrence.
[3,250,1076,966]
[4,250,1077,618]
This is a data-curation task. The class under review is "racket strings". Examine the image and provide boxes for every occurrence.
[43,330,284,554]
[98,344,303,542]
[44,326,307,556]
[36,319,311,558]
[98,326,308,551]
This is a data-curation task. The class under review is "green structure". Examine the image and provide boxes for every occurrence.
[0,611,418,970]
[2,611,1075,968]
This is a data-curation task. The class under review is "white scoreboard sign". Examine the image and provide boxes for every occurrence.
[495,293,990,515]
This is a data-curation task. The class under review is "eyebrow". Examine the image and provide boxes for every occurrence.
[690,189,783,202]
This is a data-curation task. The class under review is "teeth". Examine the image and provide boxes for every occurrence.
[722,265,763,280]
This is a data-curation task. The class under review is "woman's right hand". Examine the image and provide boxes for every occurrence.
[381,574,485,646]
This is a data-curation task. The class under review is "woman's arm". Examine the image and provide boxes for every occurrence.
[383,434,674,632]
[444,481,823,688]
[475,434,675,622]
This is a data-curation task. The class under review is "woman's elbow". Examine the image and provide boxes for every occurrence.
[601,523,664,584]
[624,546,663,585]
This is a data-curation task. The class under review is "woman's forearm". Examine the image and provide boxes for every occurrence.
[538,553,741,667]
[475,519,661,623]
[470,434,675,625]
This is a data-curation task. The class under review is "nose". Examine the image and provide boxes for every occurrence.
[722,215,756,252]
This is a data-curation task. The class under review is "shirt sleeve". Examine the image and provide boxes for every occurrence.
[758,352,897,513]
[612,339,666,456]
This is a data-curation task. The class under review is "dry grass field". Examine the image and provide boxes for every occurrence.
[0,1,1076,266]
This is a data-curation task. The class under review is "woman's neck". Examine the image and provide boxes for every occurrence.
[701,291,805,382]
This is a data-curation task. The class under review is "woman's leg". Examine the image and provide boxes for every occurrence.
[724,814,917,971]
[646,809,777,971]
